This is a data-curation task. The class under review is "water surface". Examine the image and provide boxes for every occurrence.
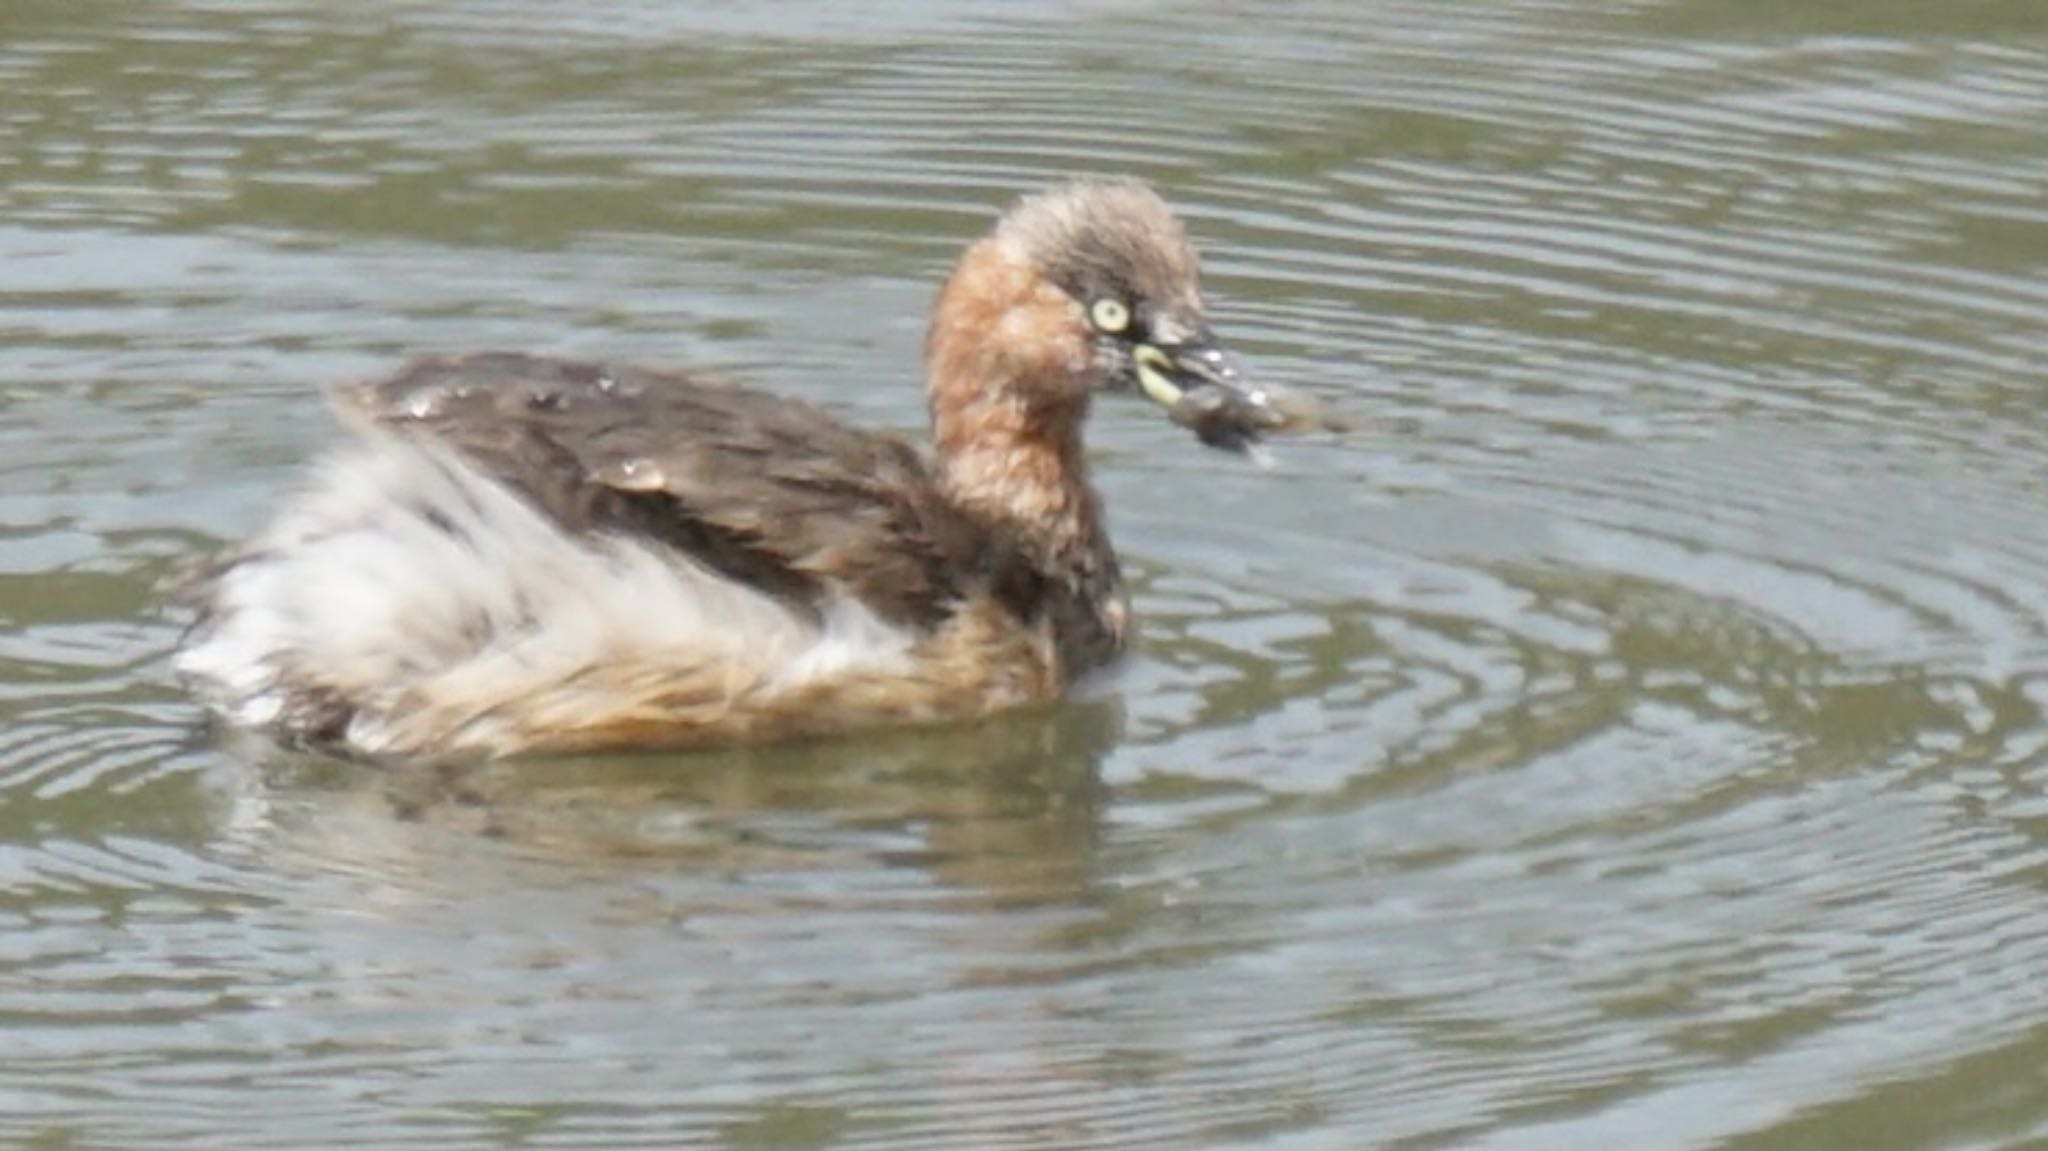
[6,1,2048,1148]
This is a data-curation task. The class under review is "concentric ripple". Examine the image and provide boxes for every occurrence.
[5,0,2048,1148]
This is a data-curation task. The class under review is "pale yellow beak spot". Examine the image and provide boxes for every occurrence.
[1133,344,1182,408]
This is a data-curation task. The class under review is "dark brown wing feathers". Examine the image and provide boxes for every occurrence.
[339,352,989,629]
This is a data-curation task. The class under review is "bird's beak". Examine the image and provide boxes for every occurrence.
[1131,332,1288,452]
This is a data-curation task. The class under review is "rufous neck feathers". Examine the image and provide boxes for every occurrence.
[924,234,1102,548]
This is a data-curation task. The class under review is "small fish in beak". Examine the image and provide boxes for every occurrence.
[1132,336,1331,453]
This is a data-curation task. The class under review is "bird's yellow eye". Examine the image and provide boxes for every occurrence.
[1089,298,1131,334]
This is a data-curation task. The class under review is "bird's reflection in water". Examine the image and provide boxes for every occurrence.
[233,695,1124,912]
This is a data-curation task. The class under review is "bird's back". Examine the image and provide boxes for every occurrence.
[176,353,1058,760]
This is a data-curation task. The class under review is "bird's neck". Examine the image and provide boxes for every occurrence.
[924,235,1106,563]
[933,393,1103,558]
[930,396,1125,676]
[924,237,1126,673]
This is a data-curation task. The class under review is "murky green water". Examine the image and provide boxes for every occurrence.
[6,1,2048,1147]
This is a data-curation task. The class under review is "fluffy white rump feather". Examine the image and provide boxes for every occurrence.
[176,434,916,756]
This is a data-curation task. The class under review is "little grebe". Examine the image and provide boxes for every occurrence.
[176,178,1291,760]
